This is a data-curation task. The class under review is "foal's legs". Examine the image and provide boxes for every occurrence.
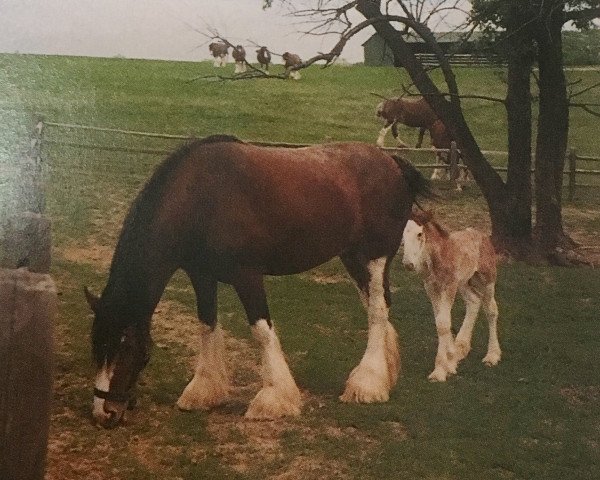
[177,273,231,410]
[454,282,483,361]
[481,284,502,366]
[233,271,301,419]
[425,282,458,382]
[339,254,400,403]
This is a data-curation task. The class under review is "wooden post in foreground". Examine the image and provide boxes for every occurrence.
[0,268,55,480]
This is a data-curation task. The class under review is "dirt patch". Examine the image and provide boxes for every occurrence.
[58,241,114,270]
[560,385,600,407]
[271,454,352,480]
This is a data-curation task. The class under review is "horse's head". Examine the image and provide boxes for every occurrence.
[402,210,447,273]
[85,287,150,428]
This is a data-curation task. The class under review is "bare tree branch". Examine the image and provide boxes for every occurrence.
[570,103,600,118]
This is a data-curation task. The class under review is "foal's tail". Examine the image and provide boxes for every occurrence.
[391,154,436,208]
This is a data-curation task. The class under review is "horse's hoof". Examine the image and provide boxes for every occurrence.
[428,368,448,382]
[245,387,302,419]
[482,351,501,367]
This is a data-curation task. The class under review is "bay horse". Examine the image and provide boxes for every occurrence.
[256,46,271,71]
[209,42,228,67]
[402,210,501,382]
[375,97,438,149]
[232,45,247,74]
[85,136,431,428]
[282,52,302,80]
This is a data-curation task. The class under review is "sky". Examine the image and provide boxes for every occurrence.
[0,0,374,63]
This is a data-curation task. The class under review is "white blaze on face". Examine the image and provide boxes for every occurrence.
[402,220,425,271]
[92,360,114,423]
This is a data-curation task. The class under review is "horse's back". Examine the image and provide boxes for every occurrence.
[152,140,411,275]
[448,229,496,285]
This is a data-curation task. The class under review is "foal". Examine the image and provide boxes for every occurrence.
[402,211,501,382]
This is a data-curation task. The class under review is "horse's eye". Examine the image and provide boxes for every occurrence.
[417,232,423,239]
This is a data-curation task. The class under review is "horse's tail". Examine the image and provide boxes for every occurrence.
[391,154,436,209]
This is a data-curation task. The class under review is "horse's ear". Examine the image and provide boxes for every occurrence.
[84,286,100,312]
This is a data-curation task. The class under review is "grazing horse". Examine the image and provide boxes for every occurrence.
[282,52,302,80]
[232,45,247,74]
[85,136,432,428]
[256,46,271,71]
[402,210,501,382]
[209,42,228,67]
[375,97,438,149]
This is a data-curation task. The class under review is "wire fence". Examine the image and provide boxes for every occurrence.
[38,119,600,198]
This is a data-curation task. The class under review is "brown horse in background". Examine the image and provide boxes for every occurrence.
[376,97,438,148]
[232,45,247,74]
[85,136,431,428]
[282,52,302,80]
[256,46,271,71]
[209,42,229,67]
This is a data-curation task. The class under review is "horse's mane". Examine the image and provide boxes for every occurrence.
[102,135,243,309]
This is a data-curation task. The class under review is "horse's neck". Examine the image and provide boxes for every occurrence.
[102,255,175,321]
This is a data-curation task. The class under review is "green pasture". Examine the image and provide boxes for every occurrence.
[1,54,600,479]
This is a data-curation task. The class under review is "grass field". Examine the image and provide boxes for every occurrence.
[1,54,600,480]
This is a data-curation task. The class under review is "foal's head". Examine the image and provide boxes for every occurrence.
[85,287,151,428]
[402,210,448,272]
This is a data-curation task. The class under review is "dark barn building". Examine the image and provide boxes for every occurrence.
[362,32,481,67]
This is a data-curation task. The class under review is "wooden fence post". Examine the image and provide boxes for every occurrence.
[1,117,51,273]
[0,116,54,480]
[568,148,577,201]
[449,141,462,190]
[0,268,55,480]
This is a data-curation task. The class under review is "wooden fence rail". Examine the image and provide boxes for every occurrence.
[40,121,600,199]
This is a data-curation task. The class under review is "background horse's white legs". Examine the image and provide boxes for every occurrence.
[340,257,400,403]
[482,285,502,366]
[176,324,230,410]
[376,125,392,147]
[245,319,302,419]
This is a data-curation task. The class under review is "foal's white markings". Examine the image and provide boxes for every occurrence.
[176,324,230,411]
[340,257,400,403]
[92,361,114,424]
[245,319,302,419]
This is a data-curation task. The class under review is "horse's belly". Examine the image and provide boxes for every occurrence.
[252,228,358,275]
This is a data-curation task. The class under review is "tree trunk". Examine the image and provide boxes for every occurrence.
[534,12,569,251]
[355,0,510,241]
[504,31,535,249]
